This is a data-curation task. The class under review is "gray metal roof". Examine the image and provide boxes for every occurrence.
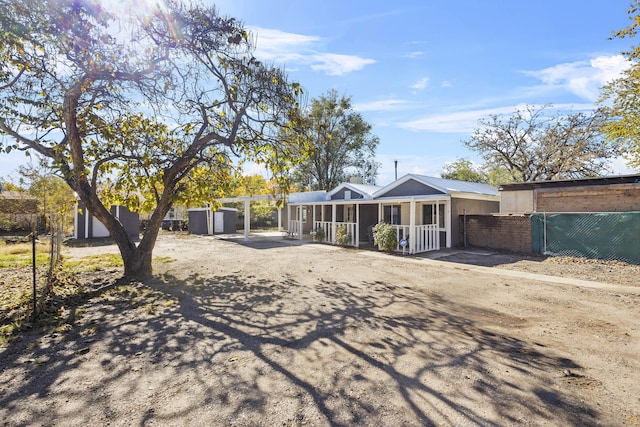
[288,190,328,203]
[327,182,382,199]
[374,174,499,197]
[408,174,499,196]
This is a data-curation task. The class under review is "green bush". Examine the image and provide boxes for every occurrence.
[372,222,397,252]
[311,227,326,242]
[335,224,352,246]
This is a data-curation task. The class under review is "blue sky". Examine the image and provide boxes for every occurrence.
[214,0,639,184]
[1,0,639,186]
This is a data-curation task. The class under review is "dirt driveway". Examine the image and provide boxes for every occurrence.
[1,233,639,426]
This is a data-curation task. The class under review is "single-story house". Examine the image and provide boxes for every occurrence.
[287,174,500,254]
[74,203,139,239]
[499,174,640,213]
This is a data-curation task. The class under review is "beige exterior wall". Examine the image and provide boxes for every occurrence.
[500,190,534,213]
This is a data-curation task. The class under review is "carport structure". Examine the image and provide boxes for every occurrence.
[210,194,286,241]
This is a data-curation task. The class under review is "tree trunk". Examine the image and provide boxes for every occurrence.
[108,202,165,280]
[122,246,153,279]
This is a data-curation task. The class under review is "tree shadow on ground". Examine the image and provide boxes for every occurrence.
[0,269,601,426]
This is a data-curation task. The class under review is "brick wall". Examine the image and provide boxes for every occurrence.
[536,185,640,212]
[460,214,532,253]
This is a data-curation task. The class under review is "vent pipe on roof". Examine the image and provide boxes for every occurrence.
[394,160,398,181]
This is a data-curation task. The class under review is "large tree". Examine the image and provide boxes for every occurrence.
[440,158,488,184]
[290,89,379,190]
[463,104,617,182]
[598,1,640,168]
[0,0,302,278]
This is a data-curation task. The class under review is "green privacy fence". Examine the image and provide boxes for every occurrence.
[530,212,640,264]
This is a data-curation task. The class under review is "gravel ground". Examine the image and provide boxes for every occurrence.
[0,233,639,426]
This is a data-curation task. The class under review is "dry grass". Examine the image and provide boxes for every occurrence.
[1,251,176,344]
[0,242,50,268]
[62,253,123,272]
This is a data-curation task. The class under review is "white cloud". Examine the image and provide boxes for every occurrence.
[398,106,517,134]
[410,77,429,90]
[405,51,424,58]
[397,102,601,134]
[353,99,413,112]
[440,80,453,88]
[250,27,375,76]
[609,156,640,175]
[523,55,632,101]
[375,154,450,185]
[310,53,376,76]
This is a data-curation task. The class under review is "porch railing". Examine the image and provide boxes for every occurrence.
[313,221,333,242]
[287,220,302,239]
[392,224,439,254]
[392,225,411,252]
[314,221,357,246]
[414,224,439,252]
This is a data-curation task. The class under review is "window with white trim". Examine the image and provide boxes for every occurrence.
[383,205,401,225]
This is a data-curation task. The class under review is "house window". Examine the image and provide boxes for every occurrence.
[344,190,351,200]
[346,206,354,222]
[422,204,445,228]
[383,205,401,225]
[301,206,308,222]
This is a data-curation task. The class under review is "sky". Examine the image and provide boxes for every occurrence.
[213,0,640,184]
[1,0,639,186]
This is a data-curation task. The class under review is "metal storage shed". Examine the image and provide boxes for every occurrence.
[187,207,238,235]
[74,204,139,240]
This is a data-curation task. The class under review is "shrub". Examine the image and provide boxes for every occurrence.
[311,227,326,242]
[335,224,351,246]
[372,222,397,252]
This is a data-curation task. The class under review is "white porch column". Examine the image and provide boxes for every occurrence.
[298,206,303,240]
[84,208,89,239]
[278,206,282,231]
[378,203,383,224]
[74,204,78,239]
[409,198,416,254]
[445,200,452,248]
[332,203,337,244]
[287,204,291,232]
[355,203,360,248]
[313,204,316,230]
[244,198,250,241]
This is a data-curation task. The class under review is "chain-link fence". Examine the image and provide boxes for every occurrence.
[530,212,640,264]
[45,215,63,291]
[31,214,64,321]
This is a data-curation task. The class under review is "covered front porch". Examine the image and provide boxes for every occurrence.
[287,196,451,254]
